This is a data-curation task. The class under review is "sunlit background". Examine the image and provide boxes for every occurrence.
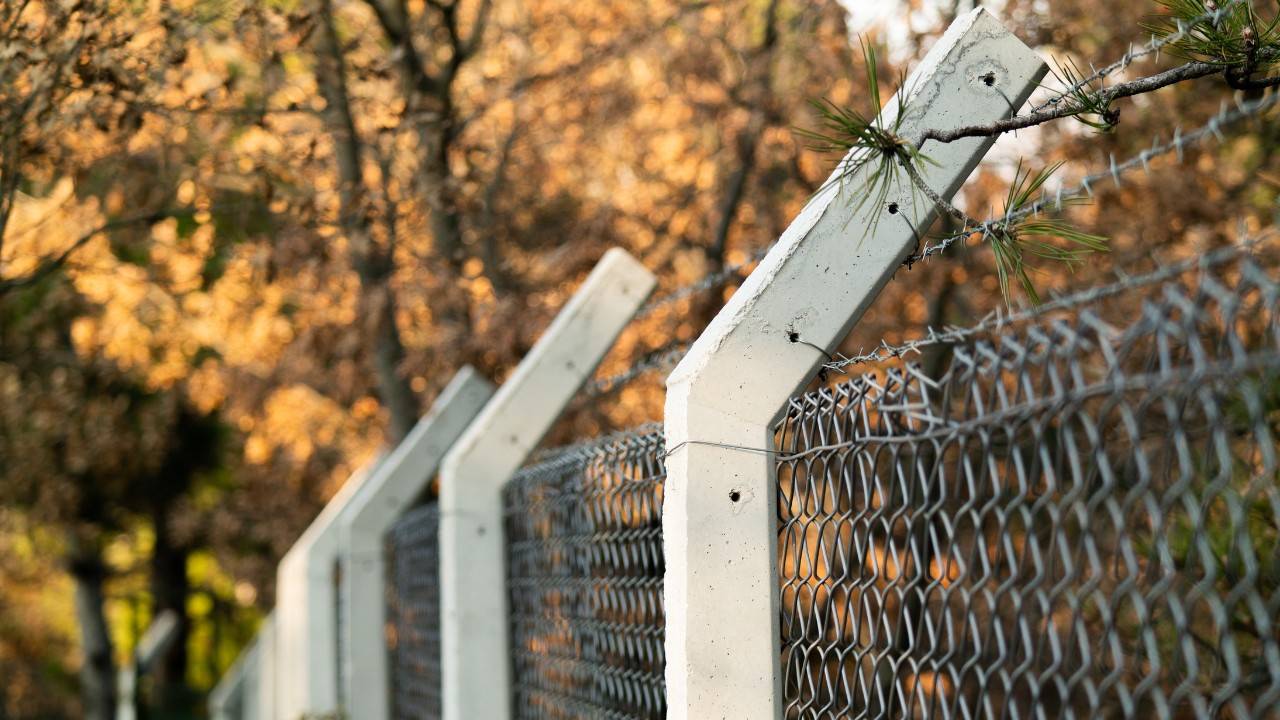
[1,0,1276,716]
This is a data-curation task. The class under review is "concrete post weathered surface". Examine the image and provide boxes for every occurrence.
[438,248,656,720]
[275,457,383,719]
[337,367,495,720]
[662,9,1047,719]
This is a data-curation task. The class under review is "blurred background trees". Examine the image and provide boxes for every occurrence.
[0,0,1275,716]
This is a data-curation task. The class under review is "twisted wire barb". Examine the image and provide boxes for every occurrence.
[1027,0,1247,115]
[587,93,1277,397]
[636,249,769,319]
[581,342,690,398]
[826,231,1274,373]
[912,90,1280,263]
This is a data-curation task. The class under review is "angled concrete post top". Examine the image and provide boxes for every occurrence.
[209,632,256,720]
[662,9,1047,720]
[275,453,383,720]
[337,365,495,720]
[439,247,656,720]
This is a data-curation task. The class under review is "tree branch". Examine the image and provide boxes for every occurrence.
[918,60,1224,145]
[899,156,984,228]
[462,0,492,59]
[361,0,441,96]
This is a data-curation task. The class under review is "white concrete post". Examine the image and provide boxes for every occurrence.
[438,248,656,720]
[275,456,383,719]
[662,9,1046,719]
[210,628,259,720]
[336,367,495,720]
[254,612,276,720]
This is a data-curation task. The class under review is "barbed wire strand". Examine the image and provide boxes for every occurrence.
[1027,0,1247,115]
[636,249,770,319]
[587,92,1277,398]
[581,341,691,398]
[912,90,1280,262]
[641,22,1273,317]
[590,19,1278,398]
[826,229,1274,373]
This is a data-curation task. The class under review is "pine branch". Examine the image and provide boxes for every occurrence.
[918,60,1223,144]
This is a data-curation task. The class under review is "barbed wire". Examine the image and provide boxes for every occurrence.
[636,249,769,319]
[1027,0,1247,115]
[588,92,1277,399]
[824,230,1274,373]
[580,341,691,398]
[582,10,1278,400]
[911,89,1280,263]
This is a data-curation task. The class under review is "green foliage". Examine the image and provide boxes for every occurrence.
[795,40,933,229]
[1048,57,1121,132]
[1146,0,1280,70]
[987,162,1109,305]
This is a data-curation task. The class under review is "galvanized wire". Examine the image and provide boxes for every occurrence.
[388,244,1280,720]
[775,248,1280,719]
[1027,0,1248,115]
[913,91,1280,263]
[581,342,690,398]
[827,235,1270,373]
[504,429,668,720]
[590,67,1278,403]
[386,503,444,720]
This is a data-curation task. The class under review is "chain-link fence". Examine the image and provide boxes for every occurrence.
[776,248,1280,719]
[503,428,668,720]
[386,503,444,720]
[381,247,1280,719]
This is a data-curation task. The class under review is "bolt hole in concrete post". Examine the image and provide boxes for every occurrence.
[661,8,1045,720]
[982,71,997,86]
[887,202,900,215]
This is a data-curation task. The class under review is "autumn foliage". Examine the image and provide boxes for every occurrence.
[0,0,1276,716]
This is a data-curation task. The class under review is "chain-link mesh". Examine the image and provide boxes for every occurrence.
[504,428,667,719]
[776,249,1280,719]
[386,503,443,720]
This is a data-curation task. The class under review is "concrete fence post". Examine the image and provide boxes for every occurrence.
[208,633,254,720]
[661,9,1046,719]
[438,248,656,720]
[336,367,495,720]
[254,611,276,720]
[275,456,384,719]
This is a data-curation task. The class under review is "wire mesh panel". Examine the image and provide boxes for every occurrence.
[386,503,443,720]
[504,428,667,719]
[775,249,1280,719]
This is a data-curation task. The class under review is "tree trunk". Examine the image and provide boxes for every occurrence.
[69,540,116,720]
[370,283,419,442]
[149,506,190,715]
[314,0,420,442]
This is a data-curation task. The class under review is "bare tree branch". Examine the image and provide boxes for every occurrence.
[362,0,442,96]
[463,0,492,59]
[918,60,1225,145]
